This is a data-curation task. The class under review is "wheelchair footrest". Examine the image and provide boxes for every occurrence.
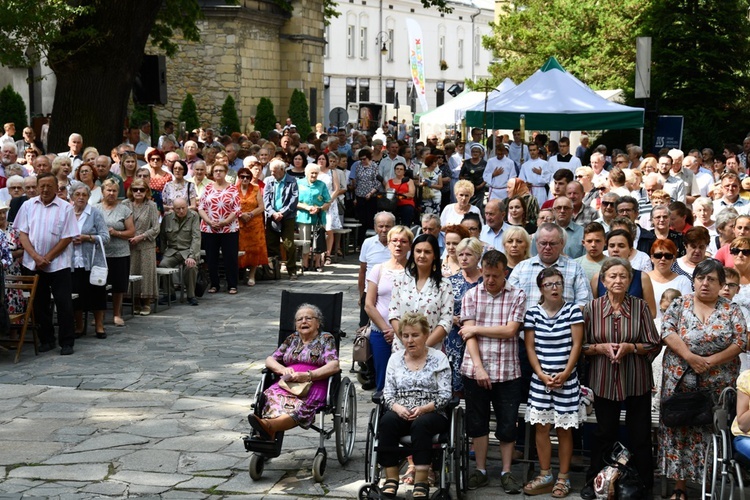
[242,431,285,458]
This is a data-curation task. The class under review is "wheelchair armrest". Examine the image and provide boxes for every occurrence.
[371,390,383,405]
[445,395,461,411]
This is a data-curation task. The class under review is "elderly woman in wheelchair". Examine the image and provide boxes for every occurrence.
[376,312,452,499]
[248,303,339,441]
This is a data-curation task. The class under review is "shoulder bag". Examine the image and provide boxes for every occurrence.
[89,236,108,286]
[660,367,714,428]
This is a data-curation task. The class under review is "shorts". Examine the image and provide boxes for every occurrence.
[463,376,523,443]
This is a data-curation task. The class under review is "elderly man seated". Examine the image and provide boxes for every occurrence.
[159,197,201,306]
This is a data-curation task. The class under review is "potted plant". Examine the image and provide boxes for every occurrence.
[440,60,448,71]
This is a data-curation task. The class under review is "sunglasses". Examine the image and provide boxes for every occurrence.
[730,247,750,256]
[652,252,674,260]
[239,175,251,179]
[601,201,615,207]
[131,187,146,193]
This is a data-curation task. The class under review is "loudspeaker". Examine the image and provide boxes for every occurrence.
[133,55,167,105]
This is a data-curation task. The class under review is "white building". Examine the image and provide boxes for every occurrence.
[323,0,494,125]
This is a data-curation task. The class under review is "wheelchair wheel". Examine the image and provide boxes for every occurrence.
[312,452,327,482]
[249,453,264,481]
[358,483,380,500]
[364,407,379,483]
[335,376,357,465]
[702,434,719,500]
[453,407,468,500]
[734,461,745,500]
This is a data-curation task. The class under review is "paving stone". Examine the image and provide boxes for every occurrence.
[108,470,192,487]
[69,432,151,452]
[79,481,129,496]
[0,385,47,399]
[178,452,243,473]
[42,449,129,465]
[151,434,234,453]
[117,419,191,439]
[173,475,226,490]
[8,464,108,481]
[0,441,64,465]
[117,449,181,473]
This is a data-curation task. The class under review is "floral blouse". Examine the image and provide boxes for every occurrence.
[271,331,338,367]
[388,272,454,350]
[383,347,452,416]
[198,182,240,233]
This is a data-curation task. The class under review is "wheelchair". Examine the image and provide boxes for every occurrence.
[358,392,468,500]
[241,290,357,482]
[701,386,747,500]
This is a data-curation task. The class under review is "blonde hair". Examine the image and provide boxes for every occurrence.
[387,225,414,244]
[455,236,483,259]
[454,179,475,197]
[502,226,532,259]
[398,312,430,337]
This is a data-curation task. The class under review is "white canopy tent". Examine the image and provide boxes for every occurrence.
[417,78,516,143]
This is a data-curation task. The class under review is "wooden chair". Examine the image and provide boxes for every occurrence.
[1,275,39,363]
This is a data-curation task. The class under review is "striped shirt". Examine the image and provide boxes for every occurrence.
[14,195,79,272]
[583,295,660,401]
[460,282,526,383]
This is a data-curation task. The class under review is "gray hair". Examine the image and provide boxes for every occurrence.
[296,303,324,326]
[375,211,396,225]
[456,236,484,259]
[600,257,633,281]
[6,175,23,187]
[693,196,713,212]
[70,180,90,196]
[715,208,739,231]
[537,222,565,244]
[643,172,664,187]
[650,205,670,220]
[304,164,321,176]
[269,159,286,172]
[421,212,441,226]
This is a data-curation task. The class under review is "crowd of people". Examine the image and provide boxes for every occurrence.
[3,118,750,498]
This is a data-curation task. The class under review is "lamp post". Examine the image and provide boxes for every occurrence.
[375,31,390,103]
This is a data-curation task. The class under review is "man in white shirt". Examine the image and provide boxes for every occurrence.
[358,211,395,327]
[58,133,84,170]
[548,137,582,174]
[445,142,463,202]
[668,148,700,205]
[378,141,405,183]
[479,200,506,250]
[684,154,712,198]
[657,155,686,203]
[518,143,551,205]
[589,152,609,186]
[508,129,530,174]
[483,144,514,202]
[713,171,749,215]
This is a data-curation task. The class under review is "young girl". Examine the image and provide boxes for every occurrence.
[523,268,584,498]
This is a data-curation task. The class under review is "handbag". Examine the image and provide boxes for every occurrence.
[311,215,327,254]
[194,264,208,297]
[376,192,397,212]
[353,323,372,363]
[89,237,108,286]
[661,367,714,428]
[594,443,636,500]
[278,377,312,397]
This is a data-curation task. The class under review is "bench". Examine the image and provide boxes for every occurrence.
[154,267,181,312]
[127,275,143,318]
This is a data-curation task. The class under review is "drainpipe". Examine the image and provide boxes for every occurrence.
[470,6,481,82]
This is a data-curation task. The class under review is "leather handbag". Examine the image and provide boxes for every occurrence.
[278,377,312,397]
[89,237,108,286]
[352,324,372,363]
[311,214,327,254]
[661,367,714,428]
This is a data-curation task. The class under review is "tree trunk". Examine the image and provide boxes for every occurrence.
[47,0,164,154]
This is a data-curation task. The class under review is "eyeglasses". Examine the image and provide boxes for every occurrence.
[148,157,162,163]
[598,187,608,191]
[601,201,615,207]
[723,283,740,290]
[617,208,634,214]
[652,252,674,260]
[541,281,563,289]
[239,175,251,179]
[79,170,92,175]
[538,241,560,247]
[131,187,146,193]
[730,247,750,256]
[575,175,585,179]
[615,160,627,164]
[213,169,226,174]
[9,186,23,190]
[390,238,410,245]
[295,316,318,322]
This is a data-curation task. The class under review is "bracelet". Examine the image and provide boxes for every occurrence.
[307,370,313,382]
[632,343,638,354]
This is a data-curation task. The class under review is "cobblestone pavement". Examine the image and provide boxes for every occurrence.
[0,257,676,499]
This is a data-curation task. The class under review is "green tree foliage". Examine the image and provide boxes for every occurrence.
[0,86,28,139]
[640,0,750,149]
[255,97,277,139]
[179,94,200,132]
[484,0,647,93]
[288,89,312,139]
[220,95,241,135]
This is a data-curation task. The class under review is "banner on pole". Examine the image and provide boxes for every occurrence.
[405,18,429,113]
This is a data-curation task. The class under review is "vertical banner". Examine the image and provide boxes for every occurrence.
[405,18,429,113]
[653,115,683,154]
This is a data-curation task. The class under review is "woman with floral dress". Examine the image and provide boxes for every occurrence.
[161,160,197,212]
[445,237,482,394]
[0,204,24,315]
[316,153,344,265]
[659,259,747,500]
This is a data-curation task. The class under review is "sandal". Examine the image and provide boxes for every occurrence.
[400,465,416,484]
[381,478,399,499]
[325,255,332,266]
[670,489,688,500]
[207,287,218,294]
[228,288,238,295]
[412,481,429,499]
[551,478,571,498]
[113,316,125,327]
[523,474,554,496]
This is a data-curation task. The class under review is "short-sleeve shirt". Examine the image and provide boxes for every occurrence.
[198,183,240,233]
[460,282,526,382]
[14,195,79,272]
[732,370,750,437]
[99,202,133,258]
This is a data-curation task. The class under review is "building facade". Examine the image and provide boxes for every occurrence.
[323,0,494,124]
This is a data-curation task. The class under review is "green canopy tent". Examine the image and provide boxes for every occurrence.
[464,57,644,130]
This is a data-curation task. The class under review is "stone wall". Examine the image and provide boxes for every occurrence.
[151,0,325,134]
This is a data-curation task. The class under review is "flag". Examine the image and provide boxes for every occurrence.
[405,18,428,113]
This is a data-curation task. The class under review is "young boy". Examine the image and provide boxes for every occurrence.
[574,222,607,281]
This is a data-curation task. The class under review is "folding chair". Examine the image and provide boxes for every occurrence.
[1,275,39,363]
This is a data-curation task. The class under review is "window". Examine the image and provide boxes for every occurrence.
[439,35,446,61]
[360,27,368,59]
[474,34,480,66]
[347,25,355,58]
[324,25,330,58]
[458,39,464,68]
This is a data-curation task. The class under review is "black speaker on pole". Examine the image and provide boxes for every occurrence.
[133,55,167,105]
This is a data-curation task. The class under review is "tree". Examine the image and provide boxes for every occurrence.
[179,94,200,133]
[255,97,277,139]
[288,89,311,139]
[483,0,647,93]
[0,0,203,154]
[220,95,241,135]
[640,0,750,149]
[0,86,28,139]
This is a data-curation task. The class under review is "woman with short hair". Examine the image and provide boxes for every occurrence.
[124,178,160,315]
[440,180,482,226]
[671,226,710,283]
[296,163,332,272]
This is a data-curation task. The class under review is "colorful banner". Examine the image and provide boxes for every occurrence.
[405,18,429,113]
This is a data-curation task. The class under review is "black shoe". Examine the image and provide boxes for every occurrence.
[158,294,177,305]
[187,297,199,306]
[580,484,596,500]
[39,342,55,353]
[60,345,74,356]
[96,332,107,339]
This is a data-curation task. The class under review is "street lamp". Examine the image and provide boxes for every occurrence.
[375,31,391,103]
